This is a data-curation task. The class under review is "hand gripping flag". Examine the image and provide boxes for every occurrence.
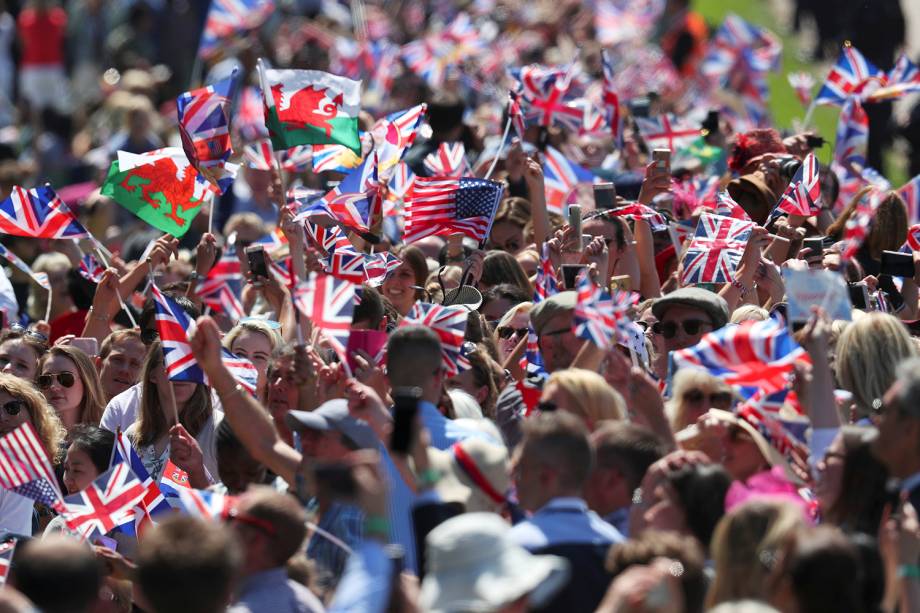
[680,213,754,285]
[774,153,821,217]
[815,43,885,106]
[897,174,920,223]
[423,142,468,178]
[111,430,171,519]
[62,462,148,539]
[787,72,815,107]
[177,73,237,189]
[634,114,702,153]
[0,185,89,239]
[0,422,65,510]
[293,273,356,356]
[158,458,191,500]
[833,98,868,169]
[198,0,274,59]
[0,242,50,289]
[102,148,215,237]
[0,539,16,587]
[152,284,206,383]
[259,65,362,155]
[403,177,503,245]
[573,272,637,351]
[673,316,809,398]
[542,146,595,216]
[399,302,469,376]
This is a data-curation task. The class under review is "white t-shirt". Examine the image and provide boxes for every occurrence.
[124,410,224,482]
[100,384,224,434]
[0,490,34,536]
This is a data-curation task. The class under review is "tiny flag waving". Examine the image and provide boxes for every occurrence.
[177,73,237,188]
[403,177,503,245]
[897,174,920,223]
[111,430,171,519]
[221,348,258,395]
[198,0,274,59]
[423,142,468,178]
[573,272,637,351]
[0,422,65,509]
[399,302,469,377]
[634,114,702,152]
[0,539,16,587]
[680,213,754,285]
[152,284,206,383]
[78,253,105,284]
[533,244,559,303]
[158,459,191,500]
[833,98,868,168]
[906,224,920,252]
[0,185,89,239]
[542,146,595,216]
[62,463,148,539]
[775,153,821,217]
[176,487,234,519]
[714,191,752,221]
[293,273,356,356]
[787,72,815,107]
[814,44,885,107]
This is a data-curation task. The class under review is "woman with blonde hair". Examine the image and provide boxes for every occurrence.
[834,312,917,421]
[0,372,66,535]
[222,319,282,401]
[706,500,805,609]
[37,345,106,432]
[492,302,532,362]
[667,369,734,432]
[539,368,625,429]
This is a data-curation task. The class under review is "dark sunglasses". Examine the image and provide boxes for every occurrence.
[684,389,733,408]
[652,319,711,339]
[1,400,23,416]
[37,372,76,389]
[536,400,558,413]
[498,327,529,340]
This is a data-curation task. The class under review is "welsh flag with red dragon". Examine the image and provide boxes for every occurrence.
[258,64,362,155]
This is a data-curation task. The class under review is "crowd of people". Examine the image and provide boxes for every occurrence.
[0,0,917,612]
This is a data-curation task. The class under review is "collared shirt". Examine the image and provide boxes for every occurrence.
[328,541,393,613]
[508,497,625,551]
[418,400,495,451]
[306,502,364,592]
[229,567,324,613]
[603,507,630,538]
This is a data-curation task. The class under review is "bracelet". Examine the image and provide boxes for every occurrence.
[87,306,110,322]
[364,515,390,538]
[898,564,920,579]
[217,384,244,401]
[417,468,442,489]
[730,278,750,296]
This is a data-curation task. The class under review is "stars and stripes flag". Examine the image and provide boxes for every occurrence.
[680,213,754,285]
[634,114,702,153]
[0,539,15,587]
[177,73,236,184]
[600,49,623,147]
[814,44,885,106]
[774,153,821,217]
[78,253,105,284]
[512,64,585,132]
[508,91,526,141]
[158,458,191,500]
[673,316,809,397]
[0,185,89,239]
[197,0,274,59]
[152,284,206,383]
[897,175,920,223]
[833,98,868,168]
[542,146,595,216]
[0,242,50,289]
[533,243,559,303]
[403,177,503,245]
[399,302,469,376]
[293,273,356,356]
[573,272,637,351]
[0,422,65,510]
[787,72,815,107]
[423,142,468,178]
[62,463,148,539]
[221,348,258,395]
[714,191,752,221]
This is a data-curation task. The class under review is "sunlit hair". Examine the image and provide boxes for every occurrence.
[135,341,212,447]
[730,304,769,324]
[493,302,533,350]
[0,372,65,461]
[98,329,142,361]
[38,345,106,427]
[480,251,533,295]
[835,312,917,419]
[222,320,282,354]
[545,368,626,428]
[827,189,908,259]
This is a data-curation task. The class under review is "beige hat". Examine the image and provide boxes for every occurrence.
[428,439,510,513]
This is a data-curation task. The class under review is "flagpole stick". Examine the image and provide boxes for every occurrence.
[146,264,180,426]
[207,190,215,236]
[801,99,816,129]
[44,287,52,324]
[93,246,139,329]
[484,116,513,180]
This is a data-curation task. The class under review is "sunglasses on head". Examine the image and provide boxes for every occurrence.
[652,319,711,339]
[1,400,23,416]
[498,326,528,340]
[8,324,48,344]
[37,372,76,389]
[684,389,733,408]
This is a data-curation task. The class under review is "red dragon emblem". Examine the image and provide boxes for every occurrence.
[119,157,203,228]
[272,83,344,138]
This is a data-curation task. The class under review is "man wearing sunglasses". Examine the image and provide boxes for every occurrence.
[650,287,730,353]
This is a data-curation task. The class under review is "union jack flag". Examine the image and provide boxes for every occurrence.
[363,251,402,287]
[508,91,526,141]
[0,422,64,510]
[787,71,815,107]
[680,213,754,285]
[403,177,503,245]
[736,403,809,462]
[815,44,885,106]
[304,218,347,256]
[841,189,884,261]
[542,146,595,216]
[523,327,547,378]
[897,174,920,223]
[158,458,191,500]
[0,185,89,239]
[281,145,313,173]
[0,539,15,586]
[833,98,868,168]
[177,73,236,177]
[511,64,585,132]
[533,244,559,303]
[670,219,697,247]
[197,0,274,59]
[312,144,362,174]
[423,142,468,178]
[111,431,171,517]
[307,154,379,233]
[399,14,484,89]
[385,162,416,216]
[399,302,468,376]
[77,253,105,284]
[906,224,920,252]
[774,153,821,217]
[62,463,148,539]
[176,487,235,519]
[0,242,50,289]
[152,284,206,383]
[221,348,258,395]
[293,273,356,355]
[236,87,267,141]
[691,175,721,211]
[701,14,781,81]
[573,272,637,351]
[673,316,809,397]
[594,0,663,45]
[634,114,702,153]
[242,138,273,171]
[601,49,623,147]
[326,248,367,283]
[714,191,752,221]
[371,104,427,181]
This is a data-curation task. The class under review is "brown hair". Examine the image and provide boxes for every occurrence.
[822,426,889,534]
[99,329,143,361]
[0,372,65,461]
[39,345,106,427]
[480,251,533,295]
[238,487,308,566]
[492,197,532,230]
[0,328,48,361]
[827,189,908,259]
[520,411,593,490]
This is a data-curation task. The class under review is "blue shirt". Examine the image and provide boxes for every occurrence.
[380,444,418,575]
[508,497,624,551]
[229,568,324,613]
[328,541,393,613]
[306,501,364,592]
[418,400,494,450]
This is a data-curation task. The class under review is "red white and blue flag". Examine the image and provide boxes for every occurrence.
[403,177,503,245]
[221,348,258,395]
[533,244,559,303]
[152,284,206,383]
[423,142,468,178]
[236,87,267,141]
[177,73,237,190]
[508,91,526,141]
[600,49,623,147]
[512,64,585,132]
[0,185,89,239]
[774,153,821,217]
[0,242,50,289]
[293,273,356,356]
[312,144,362,174]
[62,463,148,539]
[865,53,920,102]
[714,191,752,221]
[242,138,273,171]
[371,104,427,182]
[787,71,815,107]
[198,0,274,59]
[607,202,668,231]
[680,213,754,285]
[673,316,809,397]
[815,44,885,106]
[78,253,105,284]
[897,174,920,224]
[841,189,884,261]
[111,431,171,517]
[0,539,15,587]
[701,14,781,81]
[176,487,234,519]
[399,302,469,376]
[0,422,65,510]
[306,154,379,234]
[906,224,920,252]
[158,459,191,501]
[634,114,701,153]
[573,272,637,351]
[542,146,595,216]
[363,251,402,287]
[833,98,868,169]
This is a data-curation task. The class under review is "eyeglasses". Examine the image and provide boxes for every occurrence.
[652,319,712,339]
[36,372,76,389]
[8,324,48,344]
[683,389,733,409]
[497,327,528,340]
[0,400,23,416]
[536,400,557,413]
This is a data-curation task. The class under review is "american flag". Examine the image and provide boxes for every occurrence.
[512,64,585,132]
[158,458,191,500]
[542,146,595,216]
[77,253,105,284]
[403,177,503,245]
[533,244,559,303]
[293,273,356,356]
[573,272,637,351]
[787,71,815,107]
[815,44,885,106]
[197,0,274,59]
[177,73,236,178]
[0,422,64,509]
[423,142,468,178]
[0,539,15,587]
[833,98,868,168]
[673,316,809,397]
[774,153,821,217]
[897,174,920,223]
[0,185,89,239]
[176,487,234,519]
[600,49,623,147]
[634,114,702,152]
[221,348,258,395]
[680,213,754,285]
[399,302,469,376]
[714,191,752,221]
[312,144,362,174]
[62,463,148,539]
[0,242,50,289]
[152,284,206,383]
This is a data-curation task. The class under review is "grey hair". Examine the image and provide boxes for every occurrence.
[894,357,920,417]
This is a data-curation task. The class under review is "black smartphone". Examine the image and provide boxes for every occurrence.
[390,386,422,454]
[245,244,269,279]
[848,283,869,310]
[561,264,586,290]
[702,110,719,133]
[593,183,616,210]
[802,237,825,258]
[805,134,826,149]
[629,97,650,119]
[878,274,905,312]
[880,250,915,278]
